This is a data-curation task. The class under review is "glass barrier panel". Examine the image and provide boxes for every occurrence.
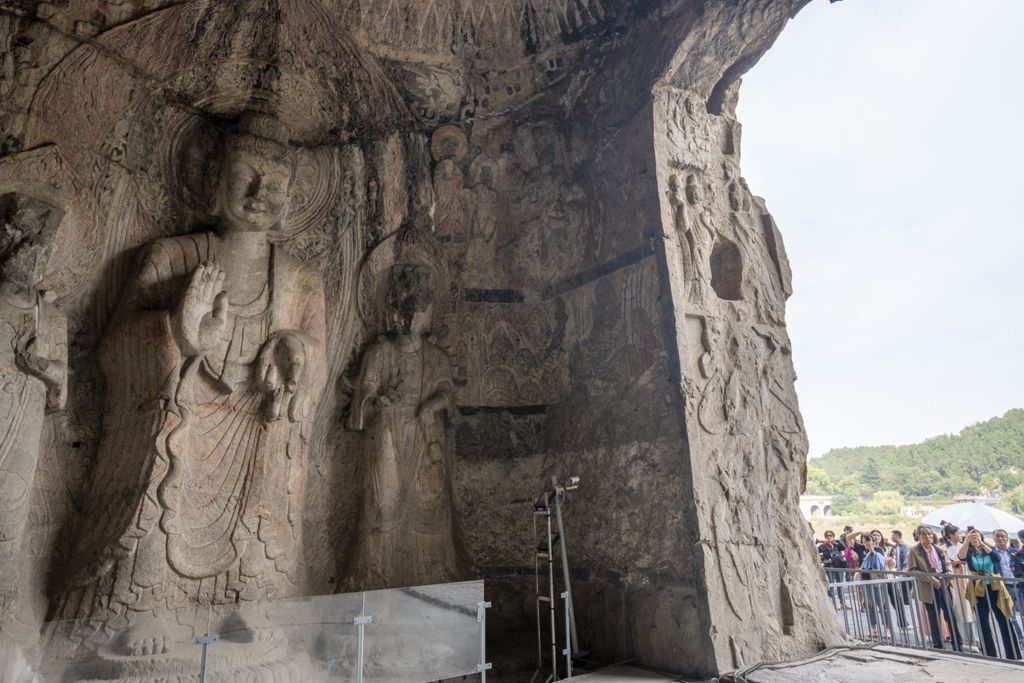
[27,581,484,682]
[360,580,484,682]
[187,590,364,680]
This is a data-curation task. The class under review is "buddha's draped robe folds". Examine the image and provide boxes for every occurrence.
[0,295,65,597]
[347,338,458,589]
[63,231,326,618]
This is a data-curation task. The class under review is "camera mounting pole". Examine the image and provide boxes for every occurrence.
[551,475,580,656]
[532,475,581,682]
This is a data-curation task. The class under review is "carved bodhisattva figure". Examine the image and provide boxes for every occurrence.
[62,113,327,621]
[347,261,459,589]
[0,195,67,612]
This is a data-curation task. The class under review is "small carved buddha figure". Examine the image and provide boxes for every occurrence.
[61,112,327,623]
[431,125,469,245]
[346,262,460,589]
[668,172,718,306]
[0,194,67,612]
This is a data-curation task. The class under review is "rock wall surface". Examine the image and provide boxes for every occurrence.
[0,0,842,679]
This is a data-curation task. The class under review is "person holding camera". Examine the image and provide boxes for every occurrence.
[940,522,977,644]
[958,528,1021,659]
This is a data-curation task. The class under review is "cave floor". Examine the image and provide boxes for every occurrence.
[569,646,1024,682]
[722,645,1024,682]
[570,665,680,681]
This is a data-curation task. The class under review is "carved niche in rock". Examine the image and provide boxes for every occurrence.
[0,191,68,616]
[709,236,744,302]
[60,113,328,623]
[345,227,461,590]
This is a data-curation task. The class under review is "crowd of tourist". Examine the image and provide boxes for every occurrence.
[816,523,1024,660]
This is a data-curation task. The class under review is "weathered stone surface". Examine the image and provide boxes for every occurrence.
[344,227,462,590]
[0,0,841,679]
[0,166,68,637]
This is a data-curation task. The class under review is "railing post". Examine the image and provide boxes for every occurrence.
[909,575,924,649]
[195,633,219,683]
[477,600,493,682]
[353,615,372,683]
[953,571,970,652]
[561,591,572,678]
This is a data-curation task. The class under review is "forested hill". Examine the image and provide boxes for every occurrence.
[808,409,1024,499]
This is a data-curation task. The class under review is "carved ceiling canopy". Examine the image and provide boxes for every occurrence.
[26,0,408,155]
[337,0,620,62]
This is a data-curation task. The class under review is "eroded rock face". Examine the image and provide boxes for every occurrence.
[0,0,840,678]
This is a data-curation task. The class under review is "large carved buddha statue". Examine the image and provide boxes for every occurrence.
[60,113,327,620]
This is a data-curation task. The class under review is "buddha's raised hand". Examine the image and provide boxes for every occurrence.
[173,262,227,356]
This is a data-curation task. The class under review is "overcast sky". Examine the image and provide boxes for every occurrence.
[737,0,1024,457]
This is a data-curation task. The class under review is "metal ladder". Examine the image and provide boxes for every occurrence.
[532,475,580,682]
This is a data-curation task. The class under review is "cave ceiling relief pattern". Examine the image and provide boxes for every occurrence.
[0,0,842,678]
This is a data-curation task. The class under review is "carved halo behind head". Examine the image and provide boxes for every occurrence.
[161,104,342,238]
[357,224,459,339]
[430,124,468,163]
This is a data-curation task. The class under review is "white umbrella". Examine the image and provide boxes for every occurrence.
[921,501,1024,536]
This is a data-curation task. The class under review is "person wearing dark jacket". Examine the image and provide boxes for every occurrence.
[1012,531,1024,638]
[818,530,849,601]
[906,525,962,651]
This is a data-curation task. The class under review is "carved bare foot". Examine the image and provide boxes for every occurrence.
[121,619,176,657]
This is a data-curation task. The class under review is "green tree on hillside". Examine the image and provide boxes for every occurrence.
[861,457,881,489]
[812,408,1024,502]
[866,490,905,515]
[1006,485,1024,515]
[806,464,836,495]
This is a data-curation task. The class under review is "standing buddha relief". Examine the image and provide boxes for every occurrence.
[431,125,470,246]
[0,193,67,613]
[60,112,328,620]
[667,171,716,307]
[345,227,461,589]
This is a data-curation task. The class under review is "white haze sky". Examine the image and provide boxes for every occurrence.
[737,0,1024,457]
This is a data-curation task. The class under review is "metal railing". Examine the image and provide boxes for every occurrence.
[824,567,1024,662]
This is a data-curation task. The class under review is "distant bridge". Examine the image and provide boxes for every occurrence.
[799,495,834,519]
